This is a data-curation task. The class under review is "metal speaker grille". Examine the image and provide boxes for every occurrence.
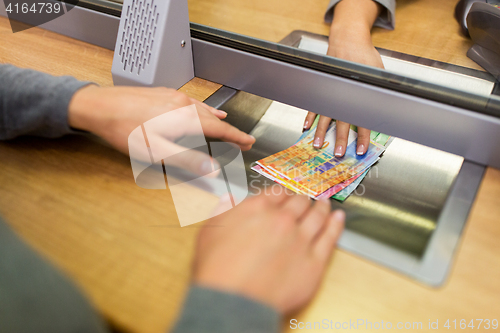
[118,0,159,75]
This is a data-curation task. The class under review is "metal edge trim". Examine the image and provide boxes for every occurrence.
[415,161,486,286]
[190,24,500,118]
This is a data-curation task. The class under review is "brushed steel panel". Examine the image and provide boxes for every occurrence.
[208,87,484,286]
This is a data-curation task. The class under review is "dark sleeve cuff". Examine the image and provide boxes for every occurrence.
[171,285,281,333]
[324,0,396,30]
[0,64,94,140]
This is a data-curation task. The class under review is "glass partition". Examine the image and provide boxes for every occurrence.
[186,0,499,104]
[85,0,500,116]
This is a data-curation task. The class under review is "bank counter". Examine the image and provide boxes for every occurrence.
[0,0,499,332]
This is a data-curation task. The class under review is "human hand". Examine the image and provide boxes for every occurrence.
[68,85,255,175]
[303,0,384,157]
[193,192,345,315]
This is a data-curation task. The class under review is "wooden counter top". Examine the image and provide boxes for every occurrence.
[1,0,499,332]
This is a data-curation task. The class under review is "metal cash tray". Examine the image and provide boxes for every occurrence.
[203,31,487,287]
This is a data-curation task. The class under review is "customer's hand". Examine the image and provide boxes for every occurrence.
[303,0,384,157]
[194,192,345,315]
[68,85,255,175]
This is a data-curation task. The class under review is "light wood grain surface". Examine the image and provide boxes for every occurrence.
[1,0,499,332]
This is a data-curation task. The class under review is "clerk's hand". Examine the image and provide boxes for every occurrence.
[303,0,385,157]
[68,85,255,175]
[194,192,345,315]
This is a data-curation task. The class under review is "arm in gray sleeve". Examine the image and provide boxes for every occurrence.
[0,217,109,333]
[0,64,92,140]
[171,285,281,333]
[324,0,396,30]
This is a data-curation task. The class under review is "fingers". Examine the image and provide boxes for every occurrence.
[304,113,371,157]
[238,144,254,151]
[356,127,371,156]
[313,210,345,262]
[280,195,311,219]
[299,199,331,242]
[190,97,228,119]
[303,112,317,131]
[334,120,350,157]
[201,118,256,151]
[261,190,290,206]
[242,191,289,217]
[313,116,333,149]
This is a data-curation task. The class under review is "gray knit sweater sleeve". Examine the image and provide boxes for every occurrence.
[0,64,91,139]
[171,285,281,333]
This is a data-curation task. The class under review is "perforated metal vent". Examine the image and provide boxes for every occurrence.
[117,0,159,75]
[112,0,193,88]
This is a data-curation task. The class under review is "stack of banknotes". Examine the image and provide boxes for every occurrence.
[252,118,393,201]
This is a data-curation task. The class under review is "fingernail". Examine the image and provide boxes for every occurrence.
[219,110,227,116]
[249,134,256,141]
[332,209,346,222]
[303,120,309,129]
[335,145,343,157]
[357,144,365,155]
[313,137,321,148]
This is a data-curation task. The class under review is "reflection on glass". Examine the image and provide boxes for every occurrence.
[102,0,499,105]
[296,35,495,97]
[187,0,498,93]
[185,0,500,154]
[95,0,500,119]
